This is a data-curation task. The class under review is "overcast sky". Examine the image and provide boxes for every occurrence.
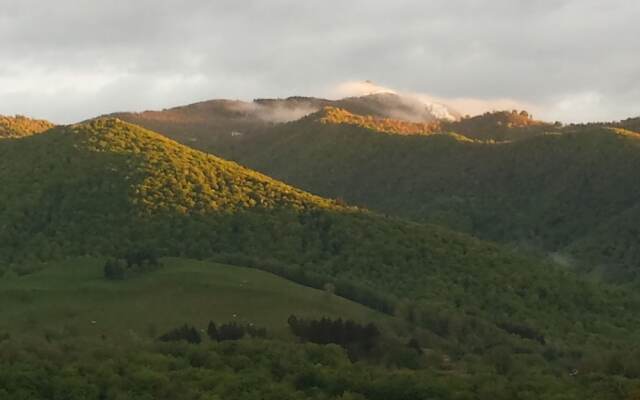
[1,0,638,123]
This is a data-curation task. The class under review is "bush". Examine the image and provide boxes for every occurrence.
[104,258,126,280]
[217,322,245,342]
[158,324,201,344]
[207,320,266,341]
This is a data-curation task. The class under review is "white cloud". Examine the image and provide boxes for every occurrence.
[0,0,638,123]
[327,80,536,121]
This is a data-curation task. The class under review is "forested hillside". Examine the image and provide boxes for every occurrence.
[3,118,640,398]
[206,110,640,281]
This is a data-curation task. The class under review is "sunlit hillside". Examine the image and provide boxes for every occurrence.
[0,115,54,138]
[208,110,640,281]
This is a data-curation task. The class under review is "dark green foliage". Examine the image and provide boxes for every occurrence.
[206,321,218,341]
[103,251,161,280]
[123,247,160,269]
[497,321,546,344]
[103,258,126,280]
[288,315,380,357]
[407,337,423,354]
[212,113,640,279]
[0,335,560,400]
[207,320,267,341]
[217,322,246,341]
[246,324,267,338]
[158,324,201,344]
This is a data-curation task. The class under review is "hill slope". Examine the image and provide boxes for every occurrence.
[207,110,640,280]
[0,257,387,337]
[3,118,640,398]
[0,117,568,313]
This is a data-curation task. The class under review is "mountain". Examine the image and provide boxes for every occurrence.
[441,109,557,141]
[3,117,640,398]
[1,117,578,318]
[107,92,459,152]
[104,97,640,278]
[189,108,640,281]
[0,115,54,138]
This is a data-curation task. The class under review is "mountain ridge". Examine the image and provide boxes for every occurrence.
[203,112,640,280]
[0,114,55,138]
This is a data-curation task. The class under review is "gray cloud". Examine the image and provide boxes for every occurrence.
[0,0,638,123]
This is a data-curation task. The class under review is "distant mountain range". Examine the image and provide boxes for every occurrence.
[105,92,460,149]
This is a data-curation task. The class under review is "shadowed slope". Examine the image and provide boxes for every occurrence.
[213,111,640,279]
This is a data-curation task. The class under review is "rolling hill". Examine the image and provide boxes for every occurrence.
[0,117,582,319]
[3,117,640,398]
[191,108,640,281]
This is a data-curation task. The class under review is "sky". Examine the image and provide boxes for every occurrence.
[0,0,638,124]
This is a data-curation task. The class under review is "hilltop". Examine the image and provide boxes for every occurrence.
[441,109,558,141]
[107,93,459,152]
[0,115,54,138]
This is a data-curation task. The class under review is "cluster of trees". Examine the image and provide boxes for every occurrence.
[320,107,439,136]
[3,333,637,400]
[288,315,380,356]
[207,321,267,342]
[158,324,201,344]
[497,321,546,344]
[158,321,268,345]
[104,248,162,280]
[0,114,54,138]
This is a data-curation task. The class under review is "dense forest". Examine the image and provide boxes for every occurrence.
[192,109,640,282]
[110,100,640,281]
[2,118,640,398]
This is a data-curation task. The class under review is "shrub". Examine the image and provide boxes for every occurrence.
[158,324,201,344]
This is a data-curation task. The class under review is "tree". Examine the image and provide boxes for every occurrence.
[217,322,245,341]
[207,321,218,341]
[407,338,423,354]
[159,324,201,344]
[104,258,126,280]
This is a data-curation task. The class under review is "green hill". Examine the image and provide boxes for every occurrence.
[0,117,577,320]
[205,111,640,281]
[3,118,640,398]
[0,115,54,138]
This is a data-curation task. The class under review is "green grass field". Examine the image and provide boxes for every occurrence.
[0,257,388,340]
